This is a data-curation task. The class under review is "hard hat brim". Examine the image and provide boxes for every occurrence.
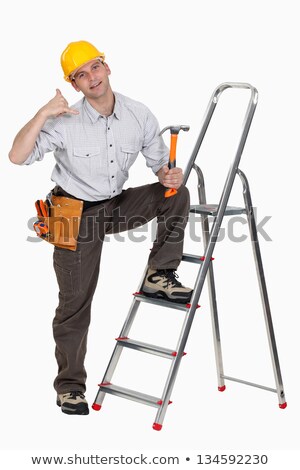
[65,57,104,82]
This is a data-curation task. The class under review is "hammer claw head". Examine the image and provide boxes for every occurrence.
[159,124,190,136]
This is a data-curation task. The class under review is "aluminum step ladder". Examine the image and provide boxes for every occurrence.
[92,82,287,430]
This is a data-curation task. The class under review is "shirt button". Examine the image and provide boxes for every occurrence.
[110,160,114,163]
[112,175,115,178]
[108,127,110,130]
[113,190,115,193]
[109,144,112,147]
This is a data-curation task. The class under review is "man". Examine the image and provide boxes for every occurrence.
[9,40,192,416]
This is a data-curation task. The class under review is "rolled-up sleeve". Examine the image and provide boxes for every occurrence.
[141,109,169,174]
[23,118,65,165]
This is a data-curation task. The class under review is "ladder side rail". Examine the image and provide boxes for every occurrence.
[182,91,218,186]
[93,267,149,407]
[155,84,258,426]
[93,299,141,407]
[118,265,150,338]
[193,163,225,389]
[188,85,258,314]
[154,303,201,426]
[104,300,141,382]
[237,169,286,405]
[100,264,149,381]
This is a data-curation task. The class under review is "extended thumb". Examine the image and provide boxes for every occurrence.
[56,88,62,96]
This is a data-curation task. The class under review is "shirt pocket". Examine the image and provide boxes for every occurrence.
[72,147,104,177]
[120,144,140,173]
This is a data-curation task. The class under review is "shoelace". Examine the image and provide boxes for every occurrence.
[158,269,183,288]
[63,391,85,400]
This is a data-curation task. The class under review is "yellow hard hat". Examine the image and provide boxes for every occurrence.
[61,40,105,82]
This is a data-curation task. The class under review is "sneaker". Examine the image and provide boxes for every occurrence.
[56,391,89,415]
[141,268,193,304]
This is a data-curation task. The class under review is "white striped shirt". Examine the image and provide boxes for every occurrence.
[24,92,169,201]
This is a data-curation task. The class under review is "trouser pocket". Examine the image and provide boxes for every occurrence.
[53,248,82,295]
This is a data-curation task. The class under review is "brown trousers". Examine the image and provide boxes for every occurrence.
[52,182,190,393]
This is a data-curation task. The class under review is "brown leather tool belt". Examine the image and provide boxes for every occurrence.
[34,194,84,251]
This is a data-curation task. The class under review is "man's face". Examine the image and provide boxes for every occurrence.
[71,59,111,99]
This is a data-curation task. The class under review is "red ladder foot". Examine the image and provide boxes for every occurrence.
[279,402,287,409]
[218,385,226,392]
[152,423,163,431]
[92,403,102,411]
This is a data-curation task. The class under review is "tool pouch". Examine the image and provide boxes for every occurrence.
[34,196,83,251]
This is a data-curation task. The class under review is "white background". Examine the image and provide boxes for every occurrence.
[1,0,299,467]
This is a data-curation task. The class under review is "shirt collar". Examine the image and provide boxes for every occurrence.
[83,94,121,123]
[113,93,121,120]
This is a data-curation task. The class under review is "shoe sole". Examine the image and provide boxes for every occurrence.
[57,399,89,415]
[141,289,191,304]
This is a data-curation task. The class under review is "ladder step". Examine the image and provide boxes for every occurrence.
[190,204,246,216]
[134,293,190,311]
[99,383,163,408]
[182,253,204,264]
[116,337,183,359]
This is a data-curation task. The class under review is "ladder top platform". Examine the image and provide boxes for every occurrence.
[190,204,246,216]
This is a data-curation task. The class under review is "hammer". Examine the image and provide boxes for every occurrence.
[159,125,190,197]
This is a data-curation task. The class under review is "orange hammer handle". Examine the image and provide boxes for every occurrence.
[169,134,178,166]
[165,134,178,198]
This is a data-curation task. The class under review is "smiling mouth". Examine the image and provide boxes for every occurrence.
[90,81,102,89]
